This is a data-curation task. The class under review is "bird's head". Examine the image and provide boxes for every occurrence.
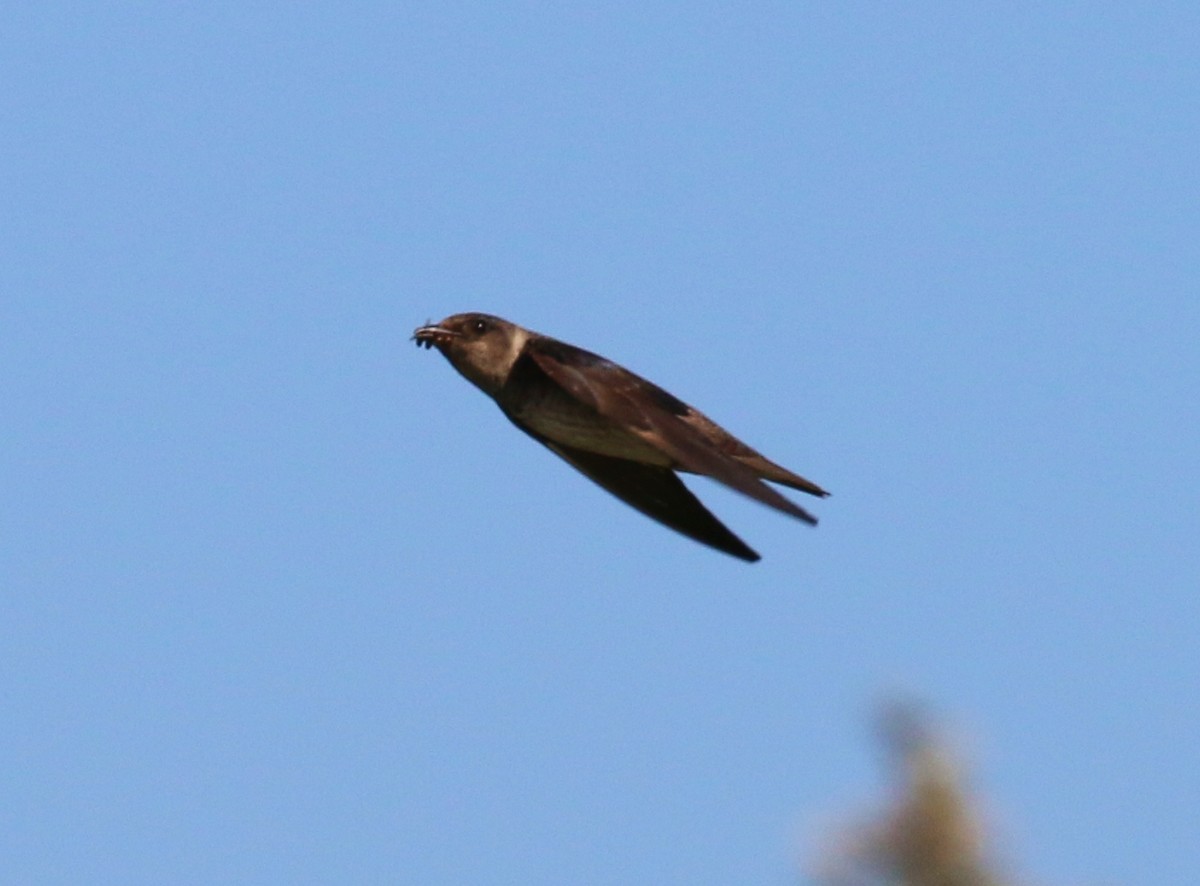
[412,313,530,396]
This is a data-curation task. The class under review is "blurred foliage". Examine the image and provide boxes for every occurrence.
[812,702,1017,886]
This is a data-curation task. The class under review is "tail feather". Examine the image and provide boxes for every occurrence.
[737,457,830,498]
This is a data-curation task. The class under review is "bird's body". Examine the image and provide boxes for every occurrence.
[414,313,828,561]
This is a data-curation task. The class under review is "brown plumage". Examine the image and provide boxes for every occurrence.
[414,313,828,561]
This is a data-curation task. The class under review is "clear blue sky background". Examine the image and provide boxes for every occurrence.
[4,4,1197,883]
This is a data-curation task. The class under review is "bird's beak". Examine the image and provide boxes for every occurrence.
[412,324,459,350]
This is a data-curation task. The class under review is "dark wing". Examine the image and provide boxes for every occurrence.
[527,340,819,525]
[515,426,760,562]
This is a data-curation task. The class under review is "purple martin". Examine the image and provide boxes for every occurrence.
[413,313,828,562]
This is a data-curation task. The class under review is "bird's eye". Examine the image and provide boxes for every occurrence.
[472,318,489,334]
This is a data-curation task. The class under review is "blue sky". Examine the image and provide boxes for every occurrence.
[4,4,1197,883]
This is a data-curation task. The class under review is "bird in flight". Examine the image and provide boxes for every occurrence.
[413,313,828,561]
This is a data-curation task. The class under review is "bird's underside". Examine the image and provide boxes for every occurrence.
[520,426,765,561]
